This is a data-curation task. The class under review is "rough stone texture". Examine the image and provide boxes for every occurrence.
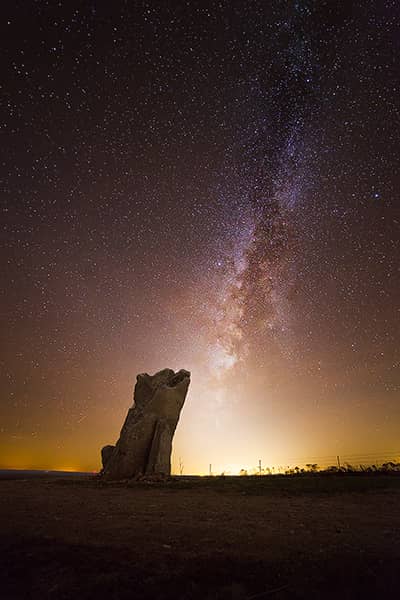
[101,368,190,480]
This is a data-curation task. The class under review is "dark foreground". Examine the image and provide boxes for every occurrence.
[1,474,400,599]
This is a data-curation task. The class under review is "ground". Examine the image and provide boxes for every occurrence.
[1,474,400,599]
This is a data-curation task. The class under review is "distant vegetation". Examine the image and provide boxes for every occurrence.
[236,461,400,476]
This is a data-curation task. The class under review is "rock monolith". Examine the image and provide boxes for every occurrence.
[101,368,190,480]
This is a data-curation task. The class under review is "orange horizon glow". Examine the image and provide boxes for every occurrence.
[1,448,399,476]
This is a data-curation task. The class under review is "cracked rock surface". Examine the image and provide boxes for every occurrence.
[101,369,190,480]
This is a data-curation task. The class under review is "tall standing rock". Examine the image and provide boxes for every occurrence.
[101,369,190,480]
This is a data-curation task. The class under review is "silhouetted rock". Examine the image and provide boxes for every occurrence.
[101,369,190,480]
[101,445,115,469]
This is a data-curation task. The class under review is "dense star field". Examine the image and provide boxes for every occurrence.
[1,1,399,474]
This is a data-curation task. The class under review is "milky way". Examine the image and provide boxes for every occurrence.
[195,3,317,382]
[1,1,399,473]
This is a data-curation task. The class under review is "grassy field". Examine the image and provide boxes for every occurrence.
[1,474,400,599]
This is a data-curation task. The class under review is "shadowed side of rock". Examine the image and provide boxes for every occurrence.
[101,445,115,469]
[101,369,190,480]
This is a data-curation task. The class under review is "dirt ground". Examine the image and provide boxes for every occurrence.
[1,474,400,599]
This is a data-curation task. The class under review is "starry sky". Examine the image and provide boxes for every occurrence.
[1,1,399,474]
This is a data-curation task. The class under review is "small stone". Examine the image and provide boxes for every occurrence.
[101,445,115,469]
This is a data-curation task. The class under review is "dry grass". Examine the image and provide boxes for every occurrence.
[1,474,400,599]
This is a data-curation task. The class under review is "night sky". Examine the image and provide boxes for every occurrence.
[1,1,399,474]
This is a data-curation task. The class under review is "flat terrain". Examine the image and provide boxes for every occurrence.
[1,474,400,599]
